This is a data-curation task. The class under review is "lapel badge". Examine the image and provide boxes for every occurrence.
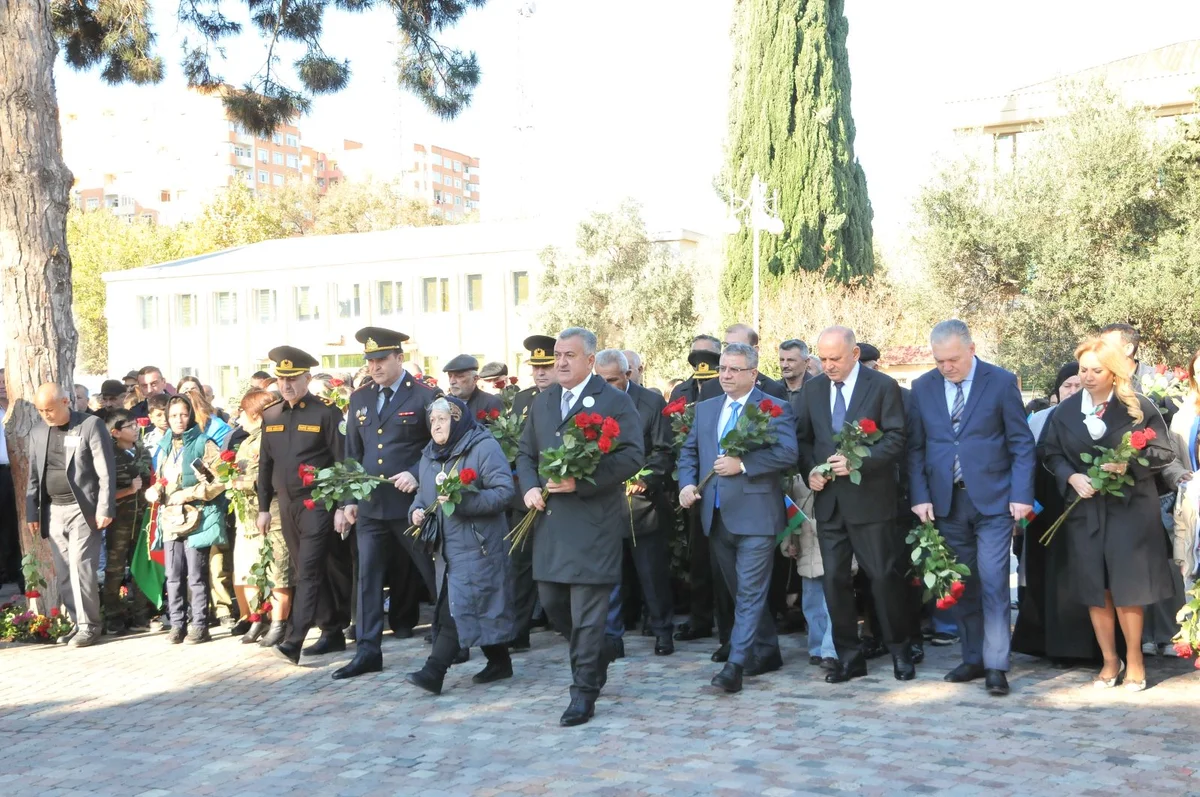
[582,395,596,408]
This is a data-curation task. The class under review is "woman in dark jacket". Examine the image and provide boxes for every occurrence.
[1012,362,1102,665]
[406,396,517,695]
[1042,339,1176,691]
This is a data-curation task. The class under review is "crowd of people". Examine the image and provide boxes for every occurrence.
[1,318,1196,726]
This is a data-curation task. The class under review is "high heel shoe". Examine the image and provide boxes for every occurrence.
[1122,672,1146,692]
[1091,661,1125,689]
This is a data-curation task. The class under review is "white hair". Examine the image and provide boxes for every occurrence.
[595,349,629,371]
[558,327,598,355]
[722,343,759,369]
[930,319,972,346]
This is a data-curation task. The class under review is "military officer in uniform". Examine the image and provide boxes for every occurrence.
[256,347,353,665]
[334,328,442,679]
[507,335,558,650]
[443,354,504,420]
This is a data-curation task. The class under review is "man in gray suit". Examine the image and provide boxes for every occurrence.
[26,383,117,647]
[517,327,644,727]
[678,343,799,693]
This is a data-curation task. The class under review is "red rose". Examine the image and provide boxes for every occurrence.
[477,410,487,421]
[249,613,261,622]
[1155,363,1168,375]
[492,379,506,390]
[597,436,614,454]
[859,418,878,435]
[757,399,774,413]
[509,376,519,386]
[1173,642,1193,658]
[574,414,590,429]
[935,597,948,610]
[770,404,783,418]
[50,607,60,618]
[1129,430,1148,450]
[329,378,344,387]
[1143,426,1157,442]
[261,602,272,613]
[583,428,599,441]
[303,498,317,511]
[663,398,686,416]
[136,417,150,428]
[25,590,40,599]
[489,409,501,420]
[601,417,620,438]
[220,450,236,463]
[459,468,478,486]
[950,580,966,598]
[298,464,316,480]
[301,470,316,487]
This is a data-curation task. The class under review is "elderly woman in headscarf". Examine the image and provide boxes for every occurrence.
[1012,362,1101,665]
[404,395,517,695]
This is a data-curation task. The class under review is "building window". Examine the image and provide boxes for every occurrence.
[454,195,462,206]
[272,173,284,186]
[286,154,298,168]
[258,171,268,183]
[175,294,198,327]
[85,197,99,211]
[272,132,282,145]
[336,283,362,319]
[294,286,320,322]
[214,291,238,325]
[217,365,240,402]
[512,272,529,307]
[136,296,158,330]
[453,160,462,172]
[422,356,438,376]
[422,277,449,313]
[377,281,403,316]
[466,274,484,311]
[432,173,441,184]
[432,154,442,166]
[258,149,269,163]
[454,178,462,189]
[252,289,277,323]
[433,190,444,204]
[285,133,298,147]
[272,152,283,165]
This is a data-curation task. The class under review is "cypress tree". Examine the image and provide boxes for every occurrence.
[721,0,874,316]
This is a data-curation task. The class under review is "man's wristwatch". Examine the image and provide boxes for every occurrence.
[739,461,746,474]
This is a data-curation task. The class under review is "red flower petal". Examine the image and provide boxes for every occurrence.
[303,498,316,511]
[1129,430,1147,450]
[859,418,878,435]
[597,436,613,454]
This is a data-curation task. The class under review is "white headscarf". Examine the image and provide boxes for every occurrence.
[1080,389,1112,441]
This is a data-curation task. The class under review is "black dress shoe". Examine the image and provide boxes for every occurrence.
[273,641,301,665]
[910,642,925,665]
[809,655,822,666]
[344,624,357,642]
[559,697,595,727]
[654,635,674,656]
[860,637,888,660]
[453,647,470,665]
[230,619,253,637]
[332,652,383,680]
[985,669,1009,696]
[472,659,513,684]
[674,622,713,641]
[508,634,531,652]
[893,652,916,681]
[258,621,286,647]
[607,636,625,660]
[825,654,868,684]
[391,626,414,639]
[710,662,743,693]
[711,642,731,663]
[944,662,986,683]
[820,657,840,671]
[406,667,444,695]
[745,650,783,677]
[303,631,346,657]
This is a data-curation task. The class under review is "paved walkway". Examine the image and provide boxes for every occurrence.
[2,617,1197,797]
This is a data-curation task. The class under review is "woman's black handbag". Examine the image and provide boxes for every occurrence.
[417,508,443,554]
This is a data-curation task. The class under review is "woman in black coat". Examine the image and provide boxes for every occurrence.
[1042,339,1176,691]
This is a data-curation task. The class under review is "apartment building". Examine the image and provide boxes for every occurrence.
[336,141,481,221]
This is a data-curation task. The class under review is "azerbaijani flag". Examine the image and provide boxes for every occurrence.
[776,495,808,543]
[1018,500,1044,530]
[130,502,165,610]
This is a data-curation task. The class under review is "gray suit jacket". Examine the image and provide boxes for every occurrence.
[26,410,117,538]
[677,387,799,537]
[516,375,644,584]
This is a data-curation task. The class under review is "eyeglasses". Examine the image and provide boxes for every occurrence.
[718,366,753,375]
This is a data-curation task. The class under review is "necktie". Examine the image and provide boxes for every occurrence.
[379,386,394,413]
[831,382,847,432]
[951,382,965,483]
[561,390,573,419]
[715,401,741,509]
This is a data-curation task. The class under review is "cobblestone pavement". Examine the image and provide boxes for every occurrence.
[2,614,1198,797]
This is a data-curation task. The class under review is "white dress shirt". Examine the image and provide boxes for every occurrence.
[830,362,862,413]
[376,373,407,413]
[944,357,978,416]
[560,374,592,415]
[718,390,754,448]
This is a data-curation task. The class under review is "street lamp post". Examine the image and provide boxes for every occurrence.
[724,174,784,331]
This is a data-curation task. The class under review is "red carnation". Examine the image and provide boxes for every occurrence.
[303,498,317,511]
[601,417,620,438]
[583,428,599,441]
[459,468,478,486]
[50,607,60,618]
[489,408,501,420]
[597,435,614,454]
[249,613,261,623]
[1129,430,1148,450]
[1173,642,1193,658]
[136,417,150,428]
[261,602,272,613]
[574,414,590,429]
[589,413,604,426]
[1143,426,1157,442]
[220,450,236,463]
[24,590,40,599]
[329,378,344,387]
[950,580,966,598]
[476,410,487,421]
[859,418,879,435]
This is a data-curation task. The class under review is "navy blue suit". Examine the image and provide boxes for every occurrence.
[907,359,1035,671]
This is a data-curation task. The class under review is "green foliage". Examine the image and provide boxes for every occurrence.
[537,200,698,383]
[310,459,392,510]
[721,0,874,319]
[906,521,970,603]
[51,1,487,131]
[914,84,1200,390]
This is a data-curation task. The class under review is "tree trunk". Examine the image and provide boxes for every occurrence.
[1,0,80,612]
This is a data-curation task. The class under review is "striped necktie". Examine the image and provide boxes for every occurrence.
[951,382,965,483]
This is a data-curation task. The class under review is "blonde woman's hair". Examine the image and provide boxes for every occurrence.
[1188,348,1200,412]
[1075,337,1143,424]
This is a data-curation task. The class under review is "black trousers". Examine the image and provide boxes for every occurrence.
[425,572,511,675]
[686,506,734,642]
[509,509,538,636]
[539,580,613,702]
[0,464,22,589]
[818,507,910,659]
[279,496,352,646]
[357,514,435,655]
[616,531,675,637]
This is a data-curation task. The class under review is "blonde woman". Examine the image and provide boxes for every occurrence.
[1042,338,1176,690]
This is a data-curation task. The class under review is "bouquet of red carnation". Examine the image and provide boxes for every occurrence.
[906,521,971,608]
[814,418,883,486]
[321,378,350,411]
[1039,427,1156,546]
[306,460,394,511]
[489,376,522,413]
[214,449,254,528]
[695,399,783,492]
[506,413,622,552]
[661,396,695,451]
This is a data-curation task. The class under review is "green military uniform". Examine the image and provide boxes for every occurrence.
[103,440,153,631]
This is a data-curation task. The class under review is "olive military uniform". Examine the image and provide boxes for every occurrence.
[103,440,153,629]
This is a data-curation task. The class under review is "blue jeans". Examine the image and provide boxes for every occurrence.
[801,576,835,658]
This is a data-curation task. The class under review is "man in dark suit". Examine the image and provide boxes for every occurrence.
[334,328,442,679]
[795,327,914,684]
[507,334,558,651]
[27,383,117,647]
[908,319,1035,696]
[698,324,788,401]
[444,354,504,420]
[517,327,644,726]
[678,343,799,693]
[594,349,676,657]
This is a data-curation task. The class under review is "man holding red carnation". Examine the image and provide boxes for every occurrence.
[794,326,914,685]
[516,327,644,726]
